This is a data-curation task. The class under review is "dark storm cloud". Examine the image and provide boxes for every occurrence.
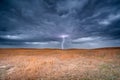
[0,0,120,48]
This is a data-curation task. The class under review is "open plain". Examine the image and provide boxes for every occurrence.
[0,48,120,80]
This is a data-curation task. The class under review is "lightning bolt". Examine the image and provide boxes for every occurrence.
[59,34,69,49]
[61,37,65,49]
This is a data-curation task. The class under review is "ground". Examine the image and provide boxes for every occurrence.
[0,48,120,80]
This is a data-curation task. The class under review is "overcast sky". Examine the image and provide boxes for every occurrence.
[0,0,120,49]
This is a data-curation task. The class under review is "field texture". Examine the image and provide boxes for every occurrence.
[0,48,120,80]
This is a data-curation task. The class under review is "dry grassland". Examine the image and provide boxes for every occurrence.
[0,48,120,80]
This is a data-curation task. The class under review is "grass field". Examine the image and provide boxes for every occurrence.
[0,48,120,80]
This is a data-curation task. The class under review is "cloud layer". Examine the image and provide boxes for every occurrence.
[0,0,120,48]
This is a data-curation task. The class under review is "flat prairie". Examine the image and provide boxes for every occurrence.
[0,48,120,80]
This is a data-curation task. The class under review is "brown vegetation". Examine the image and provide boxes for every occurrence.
[0,47,120,80]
